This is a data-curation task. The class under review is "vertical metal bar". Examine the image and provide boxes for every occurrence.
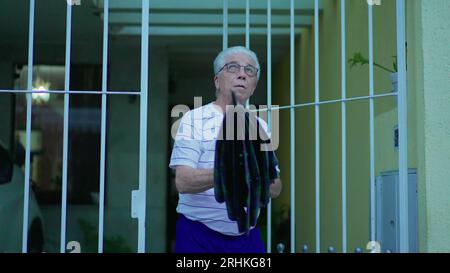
[245,0,250,49]
[223,0,228,50]
[98,0,109,253]
[22,0,35,253]
[245,0,250,108]
[266,0,272,254]
[314,0,320,253]
[368,3,376,244]
[137,0,150,253]
[396,0,409,253]
[289,0,296,254]
[340,0,347,254]
[60,2,72,253]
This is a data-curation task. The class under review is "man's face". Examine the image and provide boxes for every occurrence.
[214,53,258,105]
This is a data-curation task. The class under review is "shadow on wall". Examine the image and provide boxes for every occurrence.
[273,204,290,253]
[258,204,290,253]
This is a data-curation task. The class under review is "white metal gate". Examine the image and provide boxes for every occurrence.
[0,0,149,253]
[1,0,408,253]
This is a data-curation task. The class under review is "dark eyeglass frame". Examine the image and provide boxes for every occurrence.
[217,62,259,77]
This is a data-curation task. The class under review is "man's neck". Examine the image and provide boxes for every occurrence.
[214,93,246,113]
[213,98,227,113]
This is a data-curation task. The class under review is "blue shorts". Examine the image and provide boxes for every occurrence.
[175,214,266,253]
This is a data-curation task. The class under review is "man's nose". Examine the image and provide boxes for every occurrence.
[237,67,247,80]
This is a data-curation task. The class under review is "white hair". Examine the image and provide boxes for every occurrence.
[213,46,261,80]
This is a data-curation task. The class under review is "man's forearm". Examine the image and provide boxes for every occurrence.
[175,166,214,194]
[176,166,281,197]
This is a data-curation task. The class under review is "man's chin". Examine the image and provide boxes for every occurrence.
[230,90,248,103]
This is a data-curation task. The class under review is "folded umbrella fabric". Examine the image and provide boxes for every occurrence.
[214,95,279,233]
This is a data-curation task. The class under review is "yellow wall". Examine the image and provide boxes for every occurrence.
[271,0,418,252]
[411,0,450,252]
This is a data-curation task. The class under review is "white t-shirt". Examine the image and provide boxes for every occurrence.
[169,102,275,236]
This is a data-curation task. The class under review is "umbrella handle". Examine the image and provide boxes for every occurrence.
[231,91,237,106]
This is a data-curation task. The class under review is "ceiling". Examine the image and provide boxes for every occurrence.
[91,0,322,76]
[92,0,320,36]
[0,0,323,87]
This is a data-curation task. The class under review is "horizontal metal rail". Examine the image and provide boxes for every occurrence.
[253,92,397,113]
[0,89,140,95]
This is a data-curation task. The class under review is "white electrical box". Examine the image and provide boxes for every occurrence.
[375,169,418,253]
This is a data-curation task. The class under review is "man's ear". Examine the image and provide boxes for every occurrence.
[214,76,219,91]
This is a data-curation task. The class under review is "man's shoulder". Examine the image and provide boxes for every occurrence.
[184,102,220,121]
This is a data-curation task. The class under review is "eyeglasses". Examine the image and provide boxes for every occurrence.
[217,62,259,77]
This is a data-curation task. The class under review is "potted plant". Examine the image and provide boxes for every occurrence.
[348,52,398,92]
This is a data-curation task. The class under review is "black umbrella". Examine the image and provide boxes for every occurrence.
[214,92,279,233]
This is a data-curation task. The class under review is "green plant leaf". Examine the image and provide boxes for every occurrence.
[349,52,396,73]
[348,52,369,69]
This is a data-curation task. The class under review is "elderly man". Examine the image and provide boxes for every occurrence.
[169,46,282,253]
